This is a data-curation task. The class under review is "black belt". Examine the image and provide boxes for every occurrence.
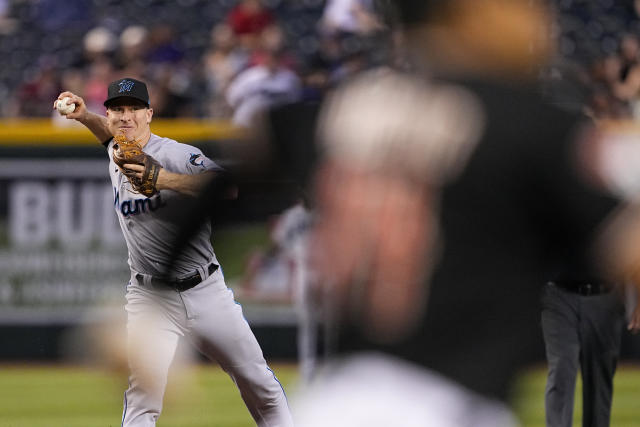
[550,280,613,296]
[136,263,218,292]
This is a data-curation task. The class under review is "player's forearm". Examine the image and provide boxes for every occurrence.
[598,204,640,287]
[156,170,216,197]
[77,111,112,143]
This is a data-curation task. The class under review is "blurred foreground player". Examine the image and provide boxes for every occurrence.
[291,0,640,425]
[54,78,293,427]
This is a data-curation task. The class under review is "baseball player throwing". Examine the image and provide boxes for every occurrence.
[54,78,293,427]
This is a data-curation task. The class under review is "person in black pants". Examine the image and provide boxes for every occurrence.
[542,278,625,427]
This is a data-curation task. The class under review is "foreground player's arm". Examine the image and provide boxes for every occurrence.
[578,126,640,301]
[600,204,640,297]
[312,161,434,343]
[53,91,112,142]
[628,290,640,334]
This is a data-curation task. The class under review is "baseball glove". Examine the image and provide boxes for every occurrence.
[112,134,161,197]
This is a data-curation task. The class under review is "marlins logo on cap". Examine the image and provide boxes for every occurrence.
[104,77,150,107]
[119,79,136,93]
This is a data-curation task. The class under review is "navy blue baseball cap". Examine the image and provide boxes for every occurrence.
[104,77,150,108]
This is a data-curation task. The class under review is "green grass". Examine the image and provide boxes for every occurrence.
[0,363,297,427]
[513,364,640,427]
[0,364,638,426]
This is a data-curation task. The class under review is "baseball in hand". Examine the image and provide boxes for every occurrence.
[56,97,76,115]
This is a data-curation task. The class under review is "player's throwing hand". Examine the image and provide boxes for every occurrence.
[53,91,88,121]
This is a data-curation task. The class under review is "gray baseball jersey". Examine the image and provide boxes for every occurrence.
[106,133,221,277]
[107,134,294,427]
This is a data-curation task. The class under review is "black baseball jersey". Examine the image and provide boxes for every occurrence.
[191,75,619,402]
[332,77,620,401]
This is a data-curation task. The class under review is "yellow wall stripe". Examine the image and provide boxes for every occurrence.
[0,119,241,146]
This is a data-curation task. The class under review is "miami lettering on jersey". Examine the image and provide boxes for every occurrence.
[113,187,166,217]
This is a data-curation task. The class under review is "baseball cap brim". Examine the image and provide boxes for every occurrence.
[104,95,150,108]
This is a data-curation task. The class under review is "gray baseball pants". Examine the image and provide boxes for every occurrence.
[121,267,293,427]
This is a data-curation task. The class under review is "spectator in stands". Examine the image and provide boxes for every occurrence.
[82,56,113,114]
[116,25,149,75]
[315,0,390,89]
[204,23,249,117]
[320,0,382,36]
[227,0,274,50]
[59,69,84,100]
[146,24,184,66]
[226,47,301,127]
[587,54,633,119]
[0,0,17,35]
[53,26,116,114]
[51,68,85,125]
[142,24,199,117]
[608,34,640,118]
[82,26,117,65]
[248,24,297,70]
[13,61,61,117]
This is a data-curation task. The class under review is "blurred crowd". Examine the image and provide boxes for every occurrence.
[545,30,640,121]
[3,0,640,121]
[0,0,389,121]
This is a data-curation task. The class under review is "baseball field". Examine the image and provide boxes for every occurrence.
[0,363,638,426]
